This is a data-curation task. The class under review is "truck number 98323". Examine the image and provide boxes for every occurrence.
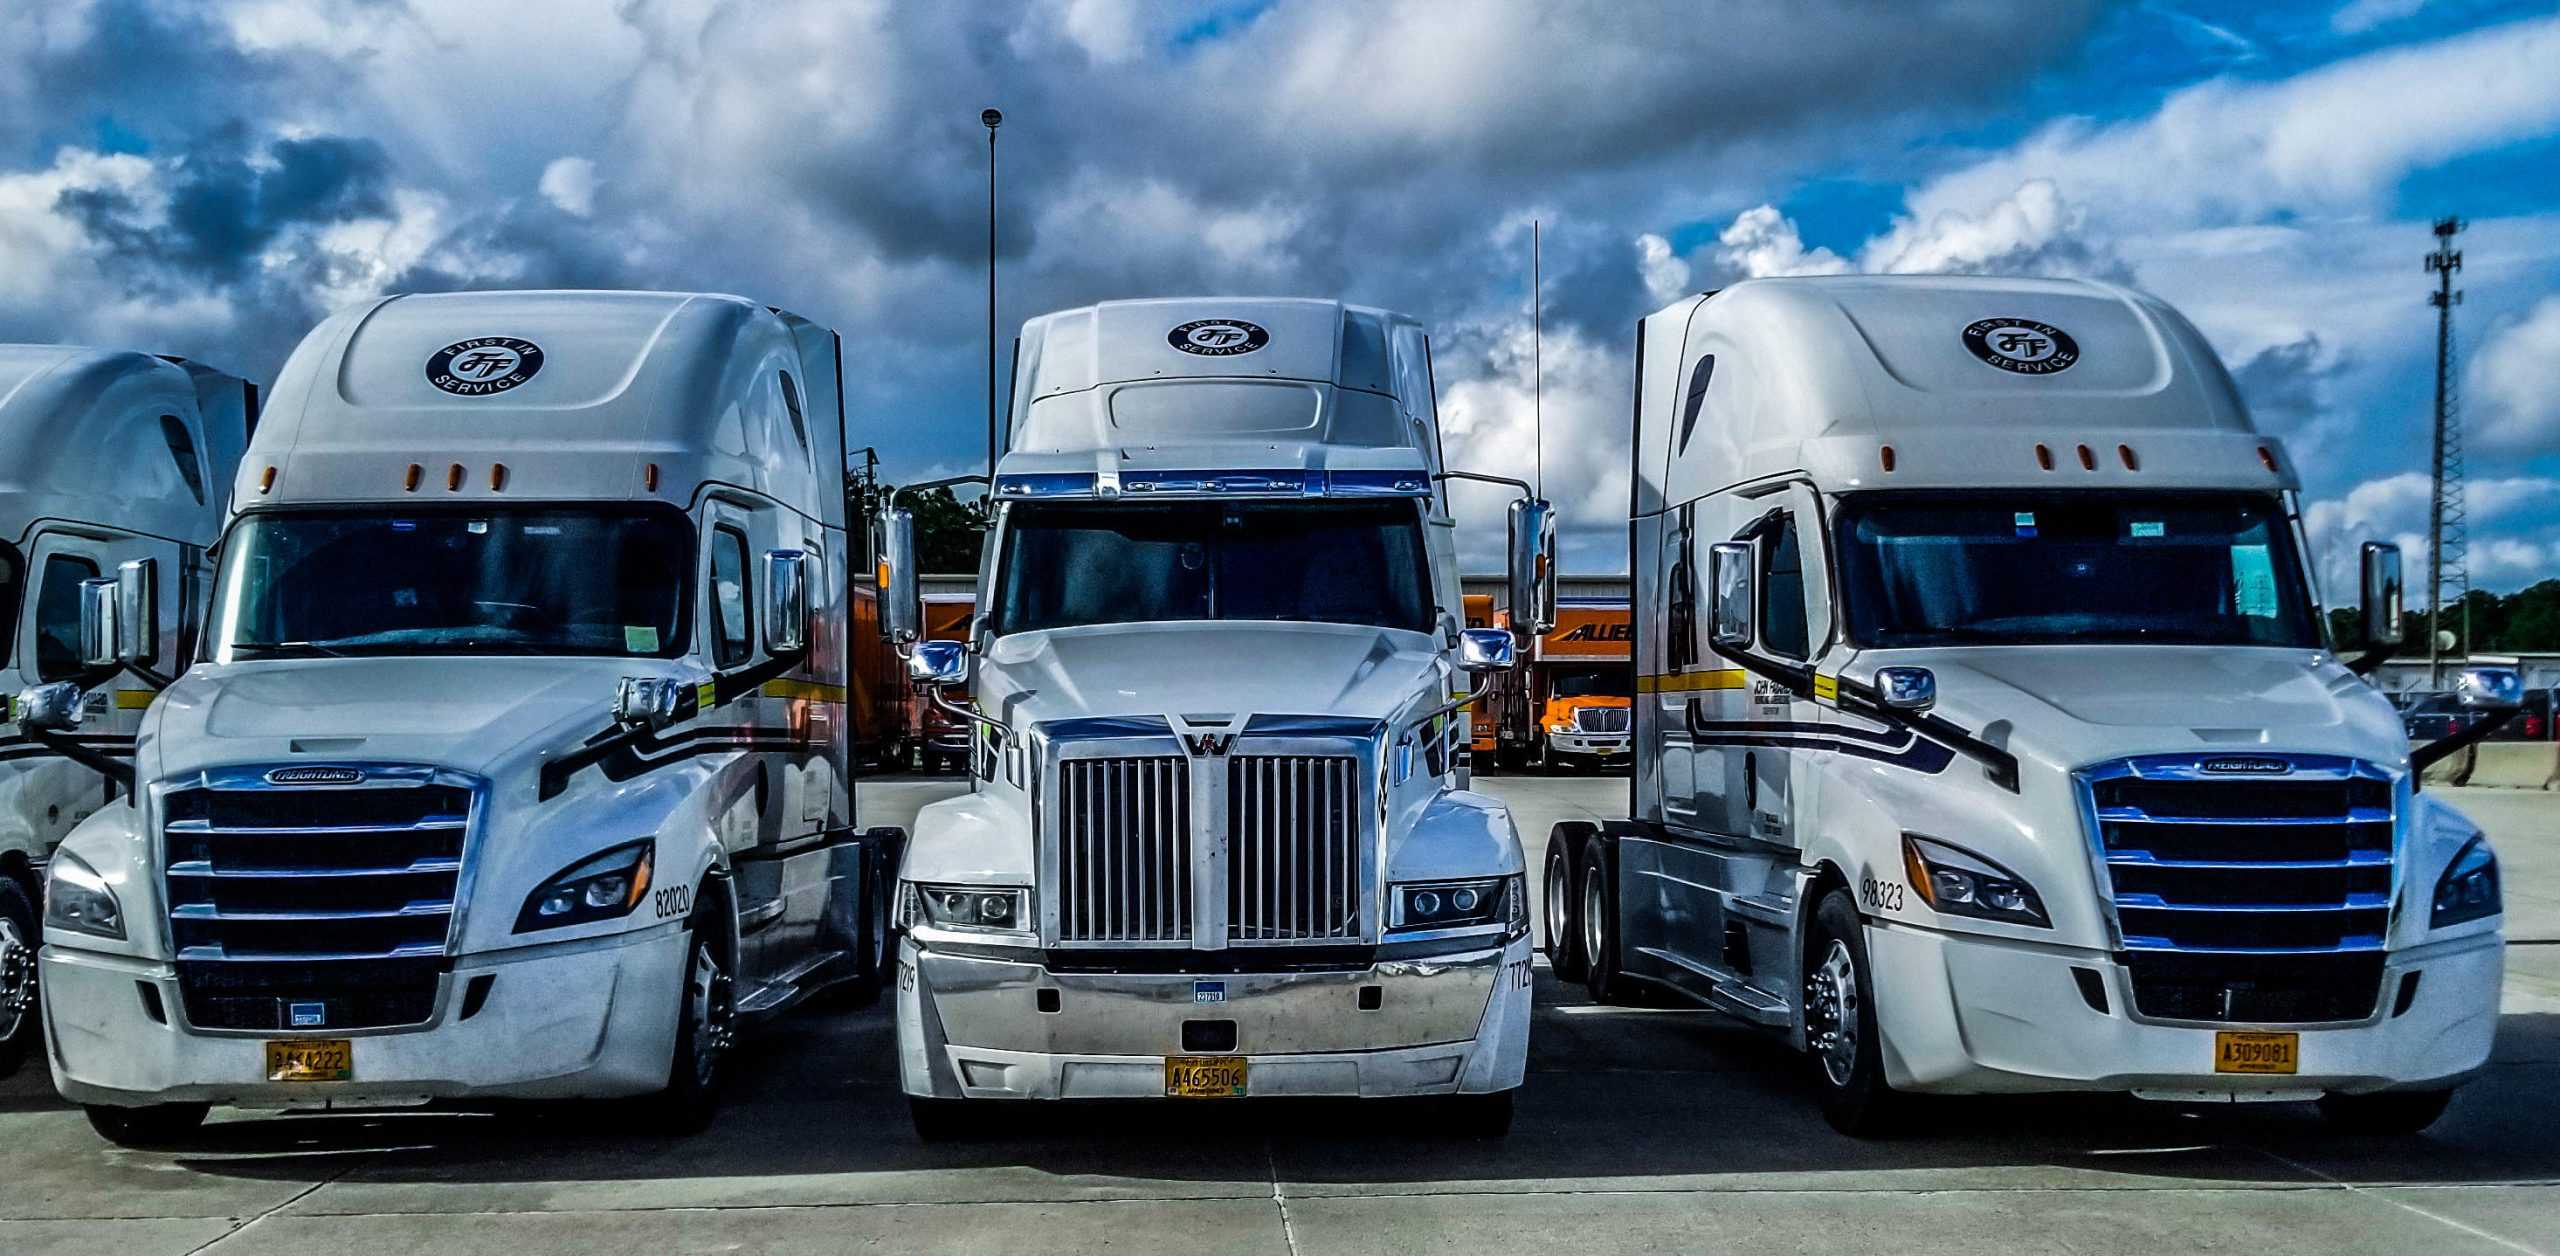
[1859,876,1904,913]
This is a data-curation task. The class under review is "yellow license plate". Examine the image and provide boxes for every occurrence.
[2214,1031,2298,1075]
[265,1039,353,1083]
[1165,1055,1247,1098]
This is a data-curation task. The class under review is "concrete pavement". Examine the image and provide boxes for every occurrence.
[0,773,2552,1255]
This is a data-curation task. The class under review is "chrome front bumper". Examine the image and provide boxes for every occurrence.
[896,934,1534,1100]
[1545,732,1628,758]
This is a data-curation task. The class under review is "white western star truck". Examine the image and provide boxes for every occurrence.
[31,290,898,1144]
[1546,275,2508,1136]
[876,297,1548,1138]
[0,345,254,1078]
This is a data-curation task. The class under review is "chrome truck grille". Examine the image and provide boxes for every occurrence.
[160,766,478,1031]
[1227,755,1362,943]
[1055,756,1192,943]
[2081,755,2396,1025]
[1043,727,1375,949]
[1573,707,1630,734]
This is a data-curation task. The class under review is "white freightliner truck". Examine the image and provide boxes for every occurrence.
[0,346,255,1078]
[1546,276,2509,1135]
[876,298,1549,1138]
[32,291,898,1144]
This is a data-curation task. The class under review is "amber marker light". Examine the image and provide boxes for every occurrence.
[644,462,660,492]
[404,463,423,492]
[258,466,277,494]
[1879,445,1897,473]
[490,463,508,491]
[446,463,464,491]
[2076,443,2096,471]
[2118,444,2139,471]
[2034,444,2054,471]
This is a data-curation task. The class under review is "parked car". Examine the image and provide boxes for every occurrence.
[2485,688,2554,741]
[2402,691,2488,742]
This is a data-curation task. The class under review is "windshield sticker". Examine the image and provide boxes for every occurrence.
[1167,319,1270,357]
[2231,545,2279,618]
[1962,318,2079,374]
[2130,521,2165,538]
[2013,511,2037,537]
[625,625,660,652]
[425,336,545,396]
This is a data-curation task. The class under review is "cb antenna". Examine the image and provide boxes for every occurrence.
[1532,218,1543,499]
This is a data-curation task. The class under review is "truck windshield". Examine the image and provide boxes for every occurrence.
[209,508,691,660]
[992,500,1432,635]
[1834,492,2320,649]
[1551,668,1632,699]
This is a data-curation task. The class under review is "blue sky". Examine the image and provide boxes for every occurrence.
[0,0,2553,594]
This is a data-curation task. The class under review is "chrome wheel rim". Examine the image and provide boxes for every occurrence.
[685,940,736,1091]
[1544,853,1570,954]
[1806,938,1859,1088]
[0,914,32,1042]
[1581,866,1607,969]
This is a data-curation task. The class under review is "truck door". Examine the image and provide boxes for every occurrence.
[1729,485,1832,850]
[1653,502,1707,830]
[7,534,120,851]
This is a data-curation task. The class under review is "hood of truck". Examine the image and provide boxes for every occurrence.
[975,620,1448,732]
[1542,695,1630,726]
[1911,645,2403,765]
[140,656,646,783]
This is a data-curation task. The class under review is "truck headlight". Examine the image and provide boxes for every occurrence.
[2431,835,2499,928]
[904,883,1030,933]
[515,840,654,933]
[45,850,124,940]
[1902,834,2049,928]
[1391,875,1521,936]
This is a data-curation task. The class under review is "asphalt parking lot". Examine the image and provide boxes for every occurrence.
[3,772,2555,1255]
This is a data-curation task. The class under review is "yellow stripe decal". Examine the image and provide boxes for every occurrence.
[1634,668,1748,694]
[1813,673,1839,703]
[759,679,848,703]
[114,689,158,710]
[696,681,718,710]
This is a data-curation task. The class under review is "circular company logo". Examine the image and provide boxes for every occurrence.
[425,336,546,396]
[1166,319,1270,357]
[1961,318,2079,375]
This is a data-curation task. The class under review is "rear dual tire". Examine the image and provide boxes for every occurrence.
[0,879,40,1079]
[1541,836,1587,983]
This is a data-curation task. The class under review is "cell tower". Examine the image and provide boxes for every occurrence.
[2424,216,2467,686]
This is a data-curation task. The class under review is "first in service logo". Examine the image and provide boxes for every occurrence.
[1961,318,2078,375]
[426,337,545,396]
[1167,319,1269,357]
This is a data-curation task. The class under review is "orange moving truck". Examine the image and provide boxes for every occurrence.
[1488,599,1632,770]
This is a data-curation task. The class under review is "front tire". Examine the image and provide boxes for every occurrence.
[909,1096,969,1143]
[0,879,40,1078]
[2319,1088,2454,1135]
[1542,835,1587,983]
[84,1103,208,1148]
[650,904,736,1135]
[1442,1089,1515,1139]
[1579,842,1628,1003]
[1807,889,1902,1137]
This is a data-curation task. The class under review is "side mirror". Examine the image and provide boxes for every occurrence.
[1707,541,1754,649]
[14,682,86,731]
[2359,542,2404,649]
[2456,666,2524,712]
[1874,666,1937,714]
[910,639,968,688]
[761,550,810,655]
[613,676,687,733]
[1457,627,1516,674]
[1506,497,1557,636]
[78,578,119,669]
[877,507,921,645]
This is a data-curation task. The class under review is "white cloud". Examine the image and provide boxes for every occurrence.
[539,157,597,217]
[1636,232,1688,305]
[2469,296,2560,452]
[2300,472,2560,599]
[1717,205,1851,278]
[2332,0,2428,36]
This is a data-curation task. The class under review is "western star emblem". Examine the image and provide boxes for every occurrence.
[426,336,545,396]
[1167,319,1269,357]
[1181,731,1236,757]
[265,766,366,785]
[1962,318,2079,375]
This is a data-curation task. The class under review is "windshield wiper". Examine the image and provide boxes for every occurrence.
[228,640,355,660]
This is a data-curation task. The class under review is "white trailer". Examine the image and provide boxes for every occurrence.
[876,298,1548,1138]
[0,345,252,1078]
[1548,276,2506,1135]
[30,291,897,1143]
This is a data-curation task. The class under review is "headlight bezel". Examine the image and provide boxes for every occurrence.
[514,839,655,934]
[2431,834,2500,929]
[1388,874,1523,939]
[1902,833,2050,928]
[45,849,125,941]
[903,882,1032,934]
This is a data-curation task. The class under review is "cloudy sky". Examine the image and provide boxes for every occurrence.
[4,0,2556,593]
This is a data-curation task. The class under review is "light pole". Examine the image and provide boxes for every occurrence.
[982,108,1002,484]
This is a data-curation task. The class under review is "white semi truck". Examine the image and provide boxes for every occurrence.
[876,298,1547,1138]
[0,345,254,1078]
[1547,275,2508,1135]
[32,291,897,1144]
